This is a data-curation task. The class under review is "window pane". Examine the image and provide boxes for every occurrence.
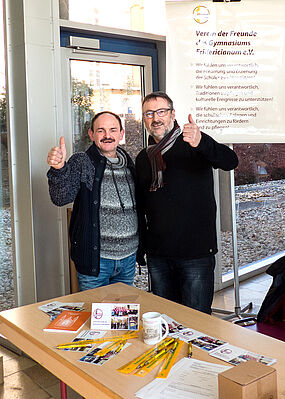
[70,60,144,160]
[59,0,166,36]
[221,143,285,277]
[0,1,15,311]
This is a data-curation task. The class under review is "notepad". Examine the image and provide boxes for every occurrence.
[43,310,91,333]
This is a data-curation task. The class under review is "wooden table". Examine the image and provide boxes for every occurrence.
[0,283,284,398]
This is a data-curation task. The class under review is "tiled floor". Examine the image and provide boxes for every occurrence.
[212,272,272,317]
[0,272,273,399]
[0,344,81,399]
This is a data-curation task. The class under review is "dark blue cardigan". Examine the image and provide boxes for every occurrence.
[47,143,136,276]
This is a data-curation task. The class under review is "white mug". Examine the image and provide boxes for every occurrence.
[142,312,169,345]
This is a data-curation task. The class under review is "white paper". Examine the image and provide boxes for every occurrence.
[135,357,231,399]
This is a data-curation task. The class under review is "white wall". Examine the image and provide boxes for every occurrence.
[4,0,67,304]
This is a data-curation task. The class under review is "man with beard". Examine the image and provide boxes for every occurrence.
[135,92,238,314]
[47,111,138,291]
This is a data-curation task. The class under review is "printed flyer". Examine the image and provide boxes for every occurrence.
[91,303,140,330]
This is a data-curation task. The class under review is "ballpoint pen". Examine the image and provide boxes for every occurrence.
[170,340,178,354]
[145,348,169,368]
[135,338,175,369]
[157,340,178,370]
[95,340,124,357]
[133,339,171,366]
[157,337,175,351]
[114,340,127,354]
[118,337,175,374]
[57,331,138,349]
[57,340,99,349]
[188,342,192,358]
[137,348,168,369]
[156,339,183,379]
[93,340,127,361]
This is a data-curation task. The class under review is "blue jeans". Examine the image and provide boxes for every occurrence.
[77,252,136,291]
[147,256,215,314]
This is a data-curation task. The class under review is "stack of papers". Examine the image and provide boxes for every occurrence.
[135,357,231,399]
[39,301,85,320]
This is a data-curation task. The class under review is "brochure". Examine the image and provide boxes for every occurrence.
[91,303,139,330]
[162,314,227,350]
[79,340,131,366]
[43,310,91,333]
[209,343,277,366]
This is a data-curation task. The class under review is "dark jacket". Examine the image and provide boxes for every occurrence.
[257,256,285,323]
[135,130,238,260]
[47,143,136,276]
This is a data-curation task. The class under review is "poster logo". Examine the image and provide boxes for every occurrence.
[93,308,103,319]
[193,6,210,24]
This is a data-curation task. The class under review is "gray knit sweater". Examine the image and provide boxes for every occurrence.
[100,152,138,259]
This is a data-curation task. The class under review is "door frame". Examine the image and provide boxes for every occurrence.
[59,47,153,292]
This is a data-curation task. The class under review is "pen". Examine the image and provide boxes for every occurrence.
[114,340,126,354]
[160,340,178,370]
[188,342,192,358]
[95,340,127,362]
[157,337,175,351]
[134,338,174,369]
[57,341,97,349]
[95,340,123,357]
[170,340,178,353]
[138,348,168,369]
[146,349,169,368]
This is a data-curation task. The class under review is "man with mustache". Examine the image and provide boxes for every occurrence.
[136,92,238,314]
[47,111,138,291]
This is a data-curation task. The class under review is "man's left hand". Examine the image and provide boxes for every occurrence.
[182,114,202,147]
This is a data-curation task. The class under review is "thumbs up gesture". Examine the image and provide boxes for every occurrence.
[182,114,201,148]
[47,136,67,169]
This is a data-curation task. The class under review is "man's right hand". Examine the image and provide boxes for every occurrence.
[47,136,66,169]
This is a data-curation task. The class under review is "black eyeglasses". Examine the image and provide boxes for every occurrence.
[143,108,172,119]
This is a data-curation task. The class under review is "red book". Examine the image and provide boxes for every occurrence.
[43,310,91,333]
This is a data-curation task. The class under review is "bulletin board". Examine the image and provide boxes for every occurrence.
[165,0,285,143]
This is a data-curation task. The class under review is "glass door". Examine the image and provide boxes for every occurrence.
[61,48,153,160]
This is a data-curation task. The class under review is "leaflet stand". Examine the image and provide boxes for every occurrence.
[212,169,256,321]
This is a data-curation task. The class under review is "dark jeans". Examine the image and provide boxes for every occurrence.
[147,255,215,314]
